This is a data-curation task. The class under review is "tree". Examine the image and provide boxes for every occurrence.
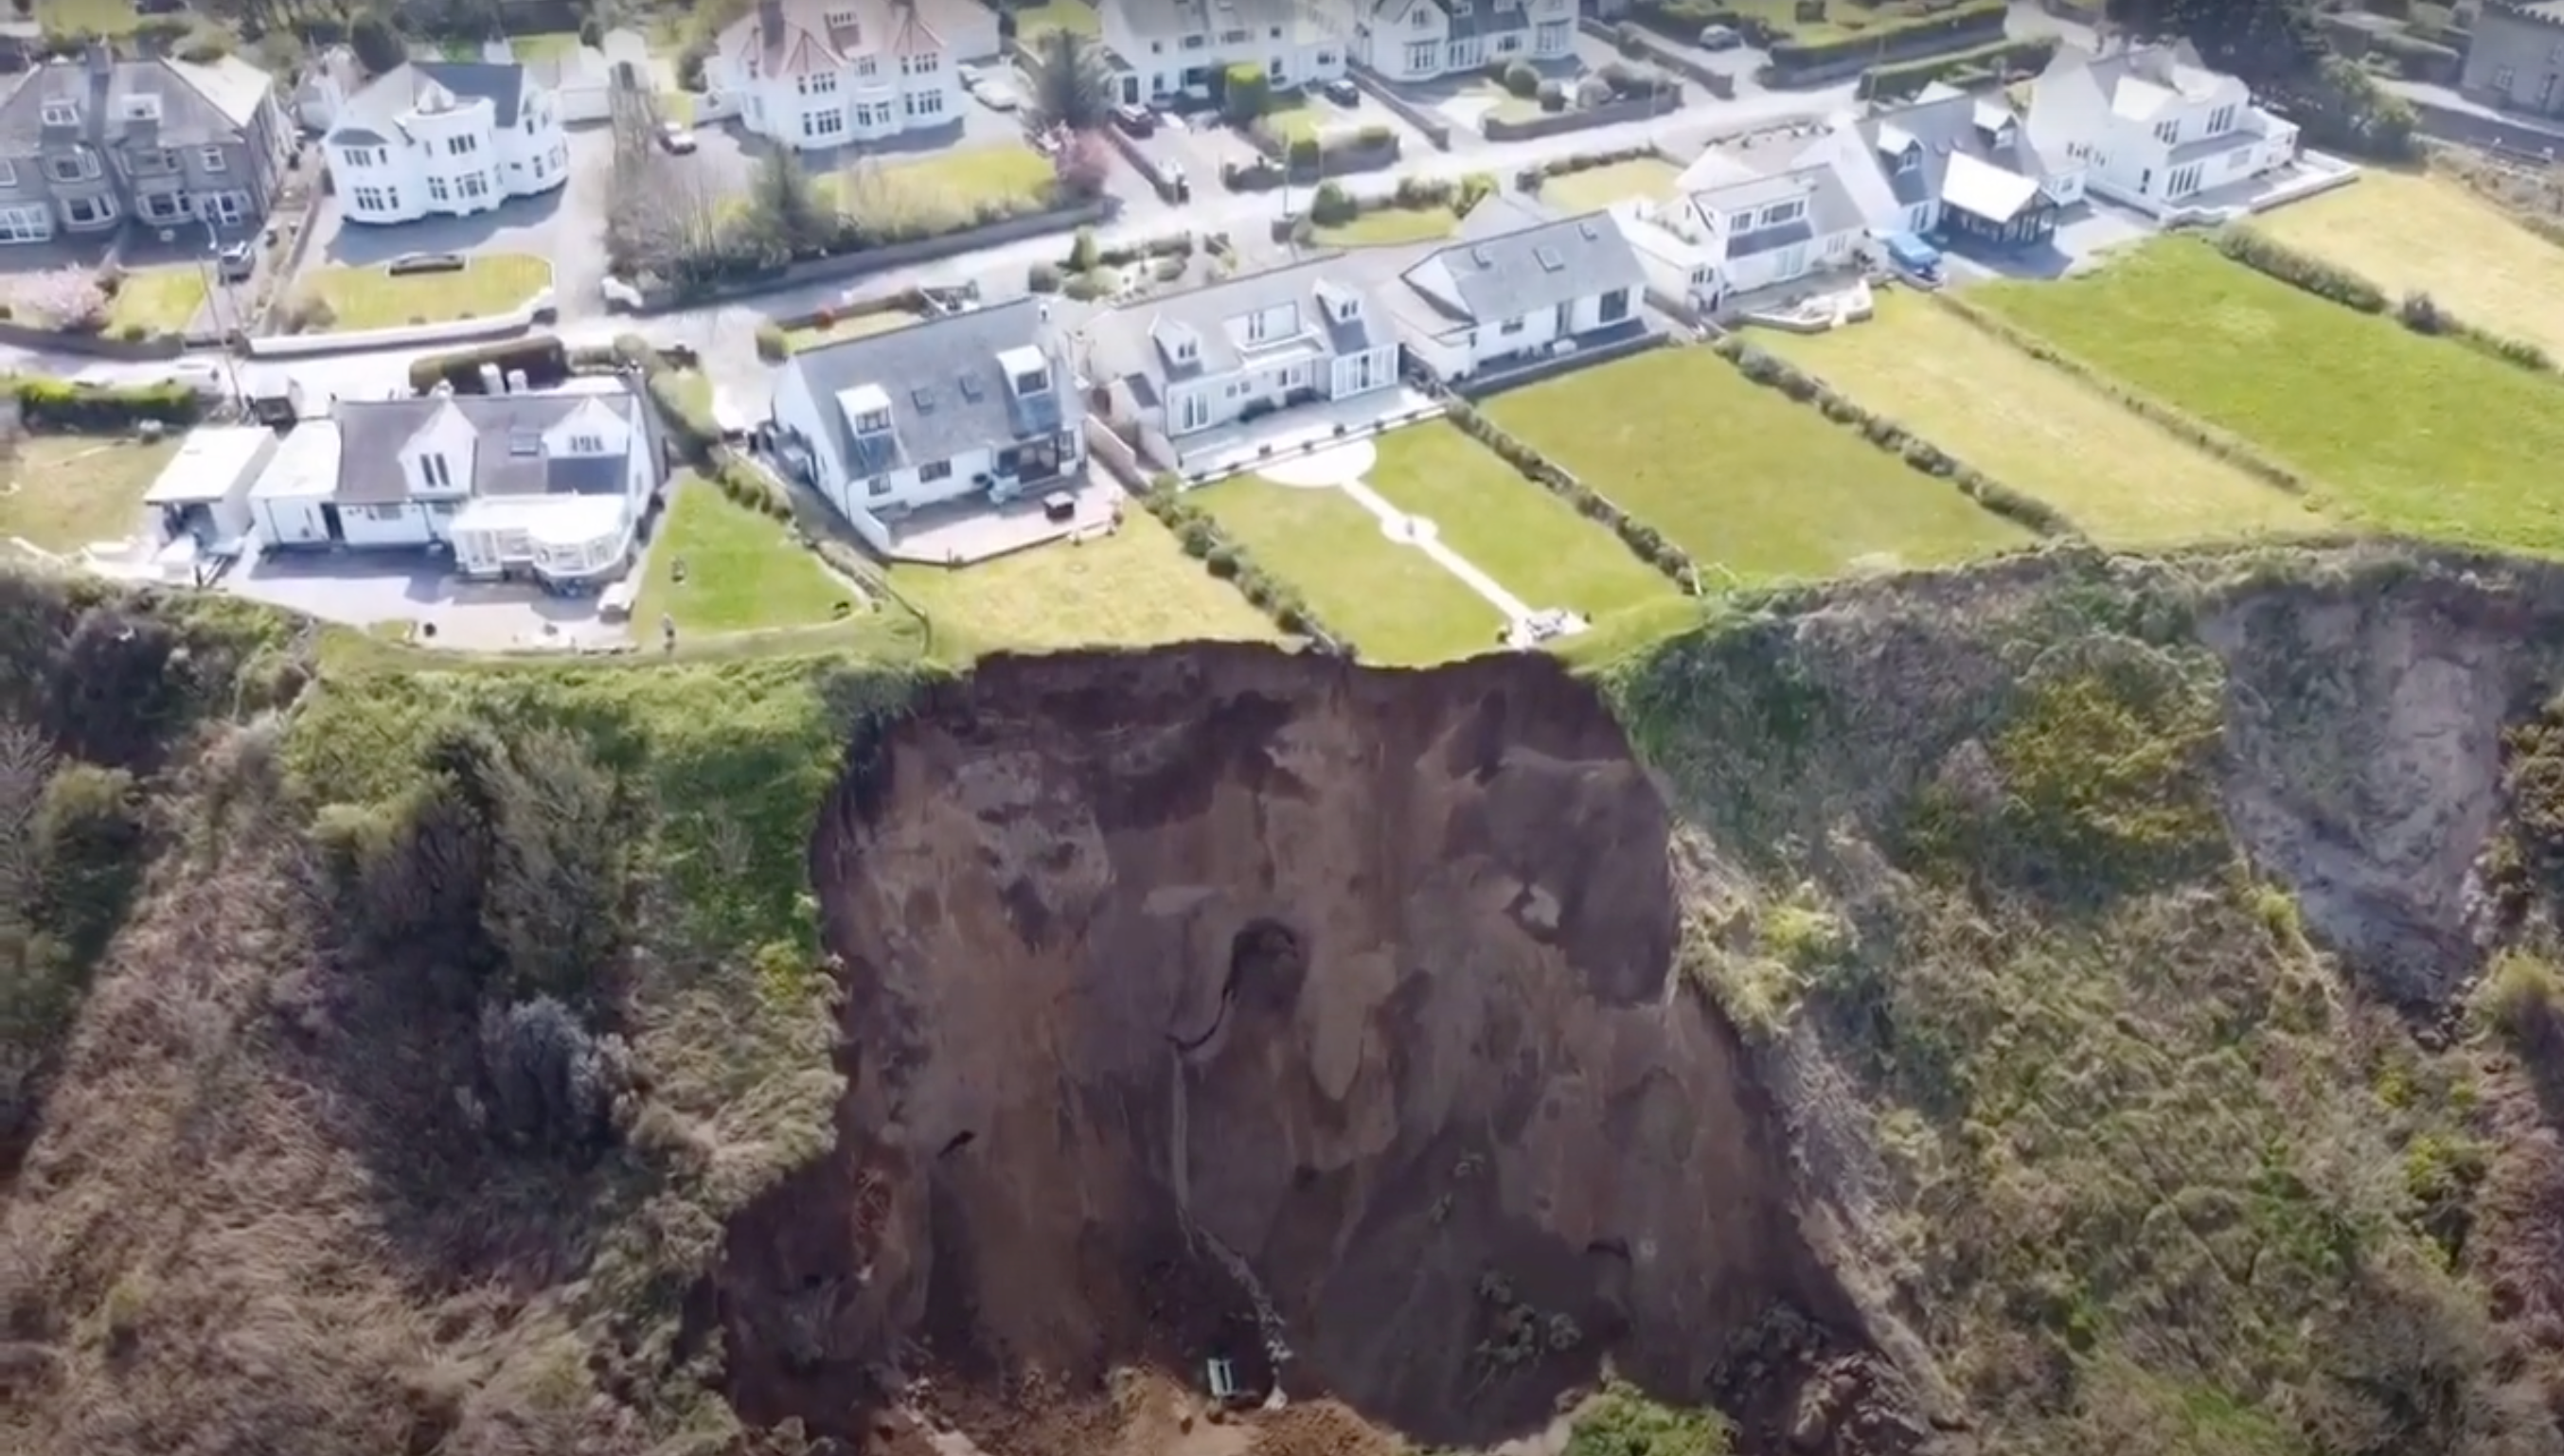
[1221,61,1269,124]
[1053,131,1111,199]
[743,147,828,262]
[2102,0,2319,81]
[1024,27,1114,133]
[348,9,405,74]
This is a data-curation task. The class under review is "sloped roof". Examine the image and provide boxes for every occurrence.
[330,387,640,506]
[1399,208,1645,326]
[1088,256,1388,388]
[783,297,1063,487]
[0,53,274,150]
[334,60,529,139]
[720,0,946,75]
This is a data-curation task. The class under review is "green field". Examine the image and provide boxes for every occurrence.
[1977,238,2564,556]
[1763,292,2328,546]
[105,267,206,336]
[891,510,1279,651]
[1539,157,1683,214]
[825,145,1055,233]
[1008,0,1099,36]
[297,255,550,331]
[0,435,174,554]
[1312,204,1463,248]
[1199,475,1504,665]
[1486,346,2032,582]
[1362,424,1673,619]
[632,479,856,635]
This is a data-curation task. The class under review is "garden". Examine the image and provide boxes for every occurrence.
[631,474,859,636]
[0,434,179,556]
[890,511,1281,652]
[288,255,552,332]
[1195,473,1506,666]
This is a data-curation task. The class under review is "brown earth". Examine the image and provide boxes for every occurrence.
[700,644,1903,1456]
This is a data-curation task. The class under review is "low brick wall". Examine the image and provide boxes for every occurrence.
[0,320,184,360]
[1348,63,1454,151]
[1482,91,1685,142]
[1099,122,1185,203]
[1578,18,1736,99]
[630,199,1114,312]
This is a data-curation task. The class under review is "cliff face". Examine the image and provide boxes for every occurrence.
[710,646,1878,1450]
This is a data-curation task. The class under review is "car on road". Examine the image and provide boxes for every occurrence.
[1113,102,1155,135]
[215,240,255,282]
[1697,23,1743,49]
[1320,76,1360,106]
[658,119,697,152]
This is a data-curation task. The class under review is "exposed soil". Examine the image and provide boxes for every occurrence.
[702,645,1888,1455]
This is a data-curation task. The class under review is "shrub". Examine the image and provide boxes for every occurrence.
[1287,135,1321,170]
[1503,59,1540,98]
[1027,260,1062,293]
[578,16,603,46]
[11,265,107,332]
[1576,75,1613,109]
[30,762,142,967]
[348,8,405,74]
[1309,180,1358,225]
[1068,226,1100,273]
[1539,80,1567,113]
[1062,270,1112,302]
[754,321,789,362]
[2397,289,2446,335]
[12,378,199,431]
[2477,950,2564,1055]
[1222,62,1271,123]
[2210,228,2388,313]
[472,996,632,1158]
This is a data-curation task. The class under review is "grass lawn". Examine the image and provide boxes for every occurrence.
[890,510,1278,650]
[1486,346,2031,583]
[2248,168,2564,360]
[1362,423,1673,619]
[661,91,697,124]
[105,266,205,336]
[1976,237,2564,557]
[1762,292,2329,546]
[788,309,924,351]
[299,254,551,330]
[30,0,145,34]
[1199,475,1504,665]
[1313,204,1462,248]
[1008,0,1099,36]
[632,476,856,635]
[825,145,1054,231]
[1267,99,1329,145]
[0,435,175,554]
[504,30,584,61]
[1462,80,1544,123]
[1540,157,1682,213]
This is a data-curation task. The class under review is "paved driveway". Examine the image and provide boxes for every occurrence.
[304,125,617,319]
[225,547,625,649]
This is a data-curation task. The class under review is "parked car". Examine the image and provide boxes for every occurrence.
[976,77,1023,111]
[1113,101,1156,135]
[658,119,697,153]
[215,240,255,282]
[1697,23,1743,49]
[1320,76,1360,106]
[1162,159,1188,201]
[958,62,982,90]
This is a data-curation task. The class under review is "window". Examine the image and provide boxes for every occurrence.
[1245,311,1267,343]
[1597,287,1629,323]
[857,100,894,126]
[800,70,840,94]
[906,90,944,117]
[571,433,603,453]
[1499,317,1525,335]
[858,55,879,76]
[0,204,47,242]
[140,192,187,221]
[128,149,176,175]
[364,504,409,523]
[428,175,452,202]
[508,432,541,457]
[1896,147,1919,174]
[1411,5,1430,27]
[1405,41,1435,71]
[0,161,13,186]
[420,453,454,489]
[2152,119,2177,145]
[460,173,488,198]
[40,101,77,127]
[1495,32,1520,53]
[1535,20,1569,51]
[918,460,953,483]
[1269,24,1281,37]
[856,407,891,434]
[2495,65,2518,91]
[902,51,938,74]
[1757,199,1804,226]
[806,108,846,137]
[199,145,226,172]
[2206,102,2235,133]
[120,95,161,122]
[353,185,392,210]
[1316,49,1337,64]
[867,475,891,496]
[46,154,94,183]
[1220,27,1248,43]
[551,144,566,169]
[827,8,856,26]
[1183,33,1207,48]
[1014,369,1047,395]
[63,195,112,226]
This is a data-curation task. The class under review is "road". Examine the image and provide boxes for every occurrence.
[1,80,1860,415]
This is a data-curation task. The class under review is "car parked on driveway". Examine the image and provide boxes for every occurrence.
[976,75,1023,111]
[216,240,255,282]
[1113,102,1156,135]
[1697,23,1743,49]
[658,119,697,153]
[1321,76,1360,105]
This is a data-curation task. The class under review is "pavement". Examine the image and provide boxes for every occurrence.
[0,80,1861,422]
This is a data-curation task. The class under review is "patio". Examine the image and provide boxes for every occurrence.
[1174,385,1445,483]
[878,471,1126,565]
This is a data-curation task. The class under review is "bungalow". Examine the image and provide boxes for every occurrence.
[1843,82,2083,248]
[1084,256,1403,474]
[248,377,660,591]
[1354,0,1576,84]
[1647,144,1873,308]
[1382,198,1651,381]
[770,297,1083,547]
[2022,41,2298,216]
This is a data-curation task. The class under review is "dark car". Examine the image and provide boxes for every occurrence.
[1320,76,1360,105]
[215,240,255,282]
[1113,102,1155,135]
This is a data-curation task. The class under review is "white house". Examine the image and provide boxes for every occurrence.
[248,378,660,590]
[294,44,368,133]
[1644,145,1873,306]
[770,298,1083,549]
[1097,0,1348,108]
[2023,41,2299,216]
[1354,0,1576,84]
[707,0,980,151]
[143,425,275,551]
[1084,255,1402,473]
[324,61,568,224]
[1382,199,1650,380]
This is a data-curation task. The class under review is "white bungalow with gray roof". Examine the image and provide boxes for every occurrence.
[1084,256,1402,473]
[1647,145,1873,304]
[1833,83,2083,248]
[769,297,1081,548]
[247,377,659,590]
[1382,201,1648,382]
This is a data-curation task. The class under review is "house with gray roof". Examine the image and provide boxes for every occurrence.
[1355,0,1576,83]
[1083,255,1402,474]
[0,48,292,246]
[1383,200,1649,381]
[1841,80,2083,246]
[247,376,661,591]
[2021,41,2294,217]
[770,297,1083,545]
[1097,0,1347,109]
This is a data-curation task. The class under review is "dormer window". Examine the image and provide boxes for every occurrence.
[40,101,77,127]
[826,9,856,27]
[1896,148,1919,174]
[2206,102,2235,133]
[1245,311,1267,343]
[1758,200,1805,227]
[509,432,540,456]
[2153,119,2178,145]
[570,433,603,453]
[419,453,454,489]
[857,407,891,434]
[1174,338,1196,361]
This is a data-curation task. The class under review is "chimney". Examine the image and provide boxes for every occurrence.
[84,40,113,77]
[758,0,787,50]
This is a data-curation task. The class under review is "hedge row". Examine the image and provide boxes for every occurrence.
[1769,0,2006,72]
[712,458,793,522]
[406,335,573,396]
[1858,36,2057,101]
[1437,392,1700,591]
[2211,227,2555,373]
[1926,291,2317,497]
[1139,480,1350,649]
[11,377,200,432]
[1705,335,2075,539]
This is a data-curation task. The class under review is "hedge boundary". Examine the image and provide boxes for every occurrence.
[1702,334,2077,540]
[9,377,202,432]
[1432,390,1700,593]
[1139,477,1353,653]
[2209,226,2556,374]
[1925,291,2322,500]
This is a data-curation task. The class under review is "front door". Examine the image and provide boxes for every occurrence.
[1777,241,1808,278]
[1553,300,1572,338]
[1123,75,1140,104]
[211,191,244,223]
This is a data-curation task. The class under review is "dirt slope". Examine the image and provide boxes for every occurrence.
[706,645,1896,1453]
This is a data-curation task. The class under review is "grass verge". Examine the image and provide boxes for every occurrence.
[105,266,206,336]
[298,254,551,330]
[890,508,1281,651]
[1539,156,1682,212]
[1198,474,1504,664]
